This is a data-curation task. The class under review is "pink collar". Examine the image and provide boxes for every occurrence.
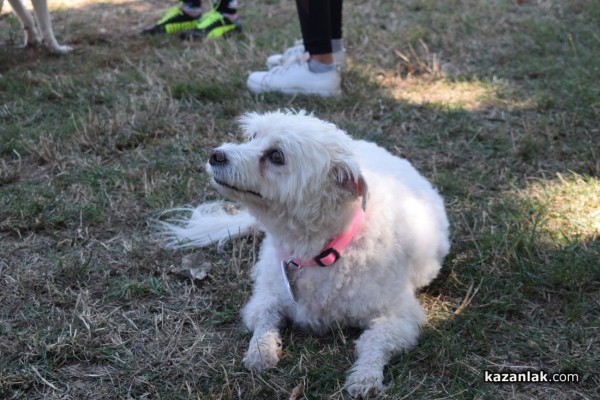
[285,207,366,268]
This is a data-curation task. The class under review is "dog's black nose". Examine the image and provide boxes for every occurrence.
[209,149,227,166]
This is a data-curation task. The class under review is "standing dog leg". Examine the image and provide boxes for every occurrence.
[345,296,425,398]
[242,296,285,372]
[31,0,72,53]
[7,0,42,47]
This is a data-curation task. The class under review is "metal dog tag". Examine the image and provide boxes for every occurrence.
[281,260,298,304]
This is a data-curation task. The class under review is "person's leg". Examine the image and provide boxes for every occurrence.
[296,0,336,73]
[296,0,332,57]
[246,0,341,96]
[214,0,238,19]
[182,0,202,17]
[266,0,345,69]
[330,0,344,54]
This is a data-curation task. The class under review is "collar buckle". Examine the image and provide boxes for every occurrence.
[313,247,340,267]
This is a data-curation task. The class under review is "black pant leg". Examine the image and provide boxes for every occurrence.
[295,0,332,55]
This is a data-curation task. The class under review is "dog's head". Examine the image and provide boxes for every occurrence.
[206,110,368,217]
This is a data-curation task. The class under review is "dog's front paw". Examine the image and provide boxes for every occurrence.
[48,44,73,54]
[243,330,283,372]
[345,366,384,398]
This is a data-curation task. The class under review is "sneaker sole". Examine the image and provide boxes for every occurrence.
[246,79,341,97]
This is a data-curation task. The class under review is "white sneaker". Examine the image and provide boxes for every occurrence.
[247,57,341,96]
[266,41,347,70]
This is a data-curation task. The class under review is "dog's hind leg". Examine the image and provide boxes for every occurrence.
[344,295,425,398]
[7,0,42,47]
[31,0,72,53]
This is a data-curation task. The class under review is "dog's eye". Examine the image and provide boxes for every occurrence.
[267,149,285,165]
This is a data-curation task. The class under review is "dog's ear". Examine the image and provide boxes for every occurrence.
[333,161,369,211]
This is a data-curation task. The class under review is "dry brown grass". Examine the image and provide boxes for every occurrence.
[1,0,599,399]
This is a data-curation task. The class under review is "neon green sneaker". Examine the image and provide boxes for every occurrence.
[143,2,201,35]
[179,9,242,41]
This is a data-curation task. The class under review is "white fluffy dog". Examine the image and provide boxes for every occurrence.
[159,110,450,398]
[1,0,72,53]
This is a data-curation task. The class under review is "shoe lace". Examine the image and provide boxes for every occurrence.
[264,57,309,83]
[278,51,309,69]
[282,44,305,58]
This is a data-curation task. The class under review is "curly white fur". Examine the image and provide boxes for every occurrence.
[158,110,450,398]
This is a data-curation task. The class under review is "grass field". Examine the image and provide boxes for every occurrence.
[1,0,598,398]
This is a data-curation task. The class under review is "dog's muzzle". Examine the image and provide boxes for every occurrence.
[208,149,262,198]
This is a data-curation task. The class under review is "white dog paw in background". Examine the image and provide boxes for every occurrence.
[3,0,72,53]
